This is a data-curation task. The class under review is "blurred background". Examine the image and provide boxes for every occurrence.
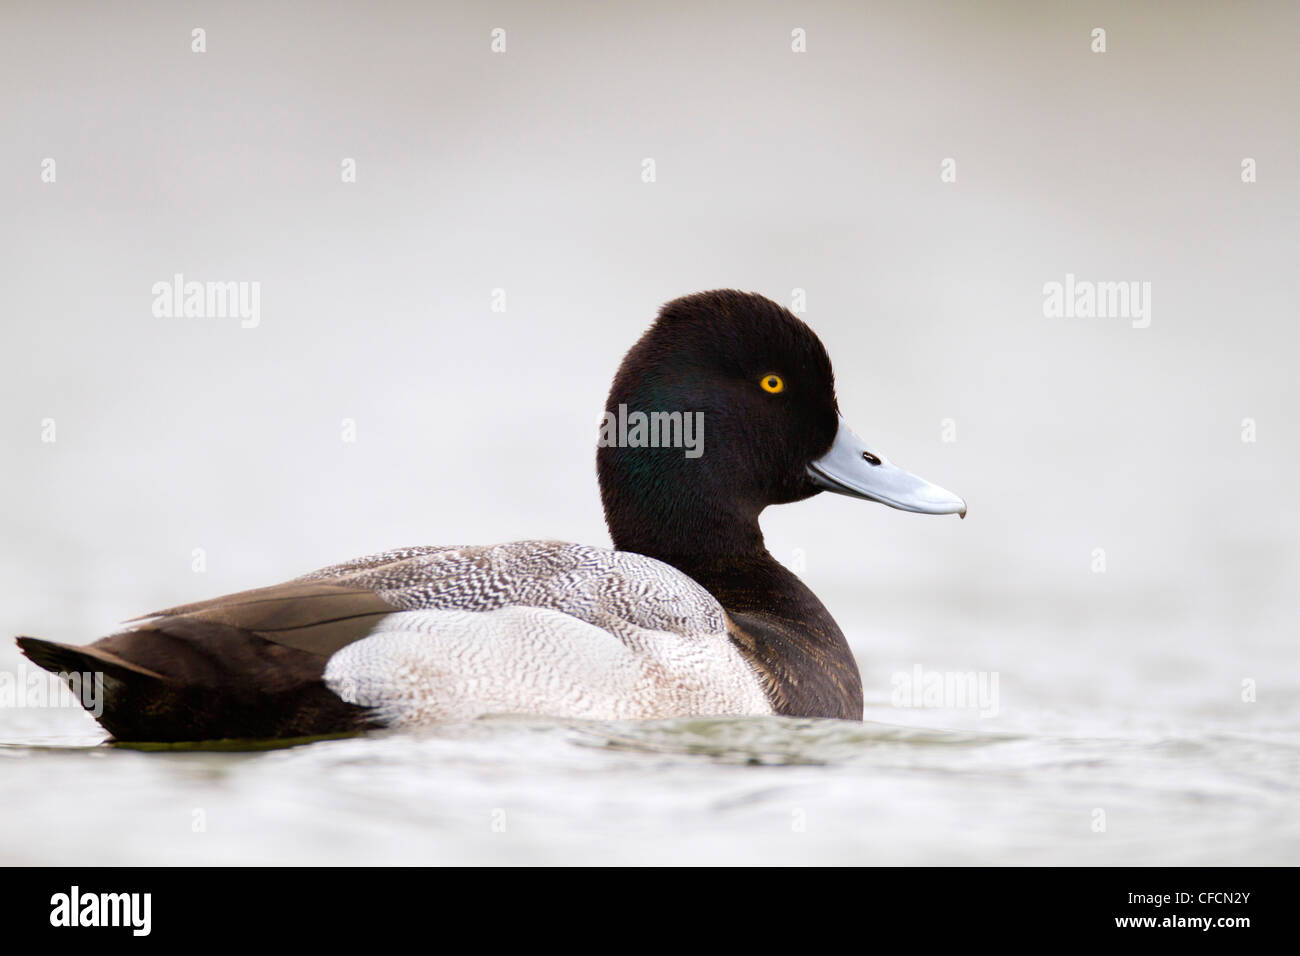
[1,0,1296,865]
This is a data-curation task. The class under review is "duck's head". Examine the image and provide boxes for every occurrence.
[597,290,965,563]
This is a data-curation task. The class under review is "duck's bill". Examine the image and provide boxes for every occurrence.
[808,416,967,517]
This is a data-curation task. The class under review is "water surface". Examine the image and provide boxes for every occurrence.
[3,690,1295,865]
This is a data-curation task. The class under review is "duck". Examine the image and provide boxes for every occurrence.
[17,290,966,742]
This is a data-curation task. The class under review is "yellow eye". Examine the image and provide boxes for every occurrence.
[760,374,785,394]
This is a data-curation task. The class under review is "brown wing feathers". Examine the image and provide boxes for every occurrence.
[17,580,398,742]
[132,581,399,656]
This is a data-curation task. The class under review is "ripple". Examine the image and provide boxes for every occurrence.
[566,716,1023,765]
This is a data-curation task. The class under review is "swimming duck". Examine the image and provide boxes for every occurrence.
[17,290,965,741]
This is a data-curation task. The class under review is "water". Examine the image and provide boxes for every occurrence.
[2,651,1296,865]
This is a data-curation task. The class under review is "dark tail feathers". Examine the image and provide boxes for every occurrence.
[17,635,162,683]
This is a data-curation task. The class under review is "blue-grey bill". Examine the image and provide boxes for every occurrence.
[807,416,967,517]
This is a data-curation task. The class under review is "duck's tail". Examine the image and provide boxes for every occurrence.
[17,635,161,681]
[15,635,167,739]
[15,627,373,743]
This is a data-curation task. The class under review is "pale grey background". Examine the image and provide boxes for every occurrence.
[1,1,1296,864]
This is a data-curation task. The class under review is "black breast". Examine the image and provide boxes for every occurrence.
[684,554,864,720]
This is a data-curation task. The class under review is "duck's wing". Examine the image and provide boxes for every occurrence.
[17,541,771,741]
[295,541,728,641]
[299,541,771,724]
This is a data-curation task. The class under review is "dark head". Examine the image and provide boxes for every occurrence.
[597,290,964,567]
